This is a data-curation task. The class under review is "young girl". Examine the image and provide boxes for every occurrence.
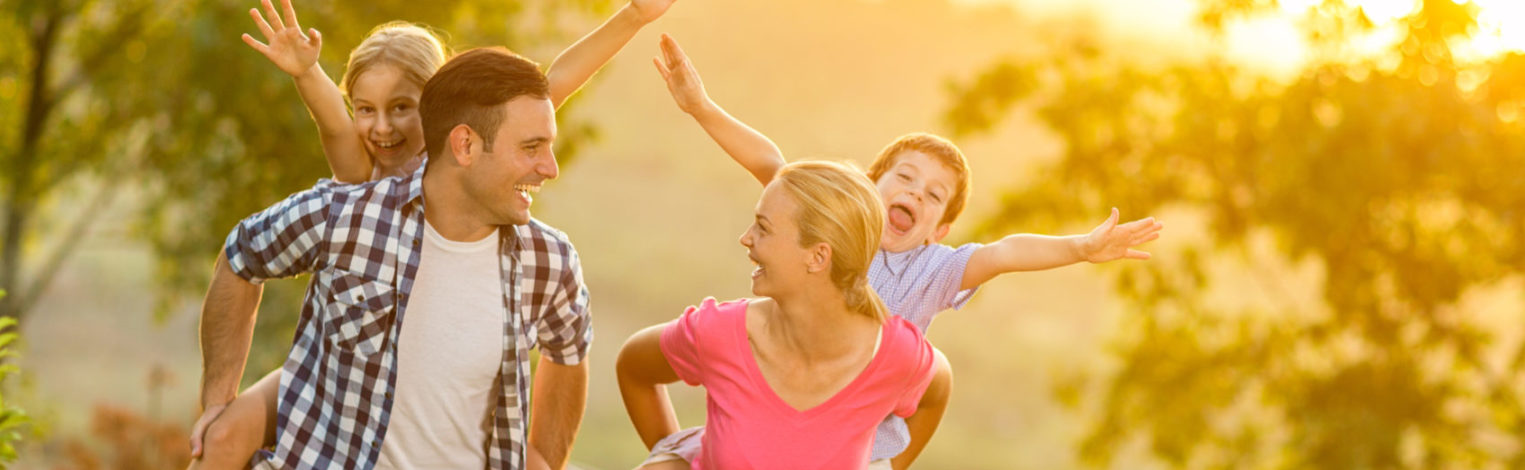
[188,0,676,467]
[617,161,953,470]
[648,34,1164,468]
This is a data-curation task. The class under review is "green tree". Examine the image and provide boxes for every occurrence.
[946,0,1525,468]
[0,0,607,334]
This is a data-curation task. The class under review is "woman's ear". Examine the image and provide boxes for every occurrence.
[805,242,832,274]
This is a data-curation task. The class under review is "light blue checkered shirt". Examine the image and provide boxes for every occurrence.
[867,242,982,460]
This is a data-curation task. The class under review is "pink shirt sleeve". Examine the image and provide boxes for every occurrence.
[660,298,719,386]
[891,323,938,418]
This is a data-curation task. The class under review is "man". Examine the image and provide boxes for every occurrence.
[195,48,590,470]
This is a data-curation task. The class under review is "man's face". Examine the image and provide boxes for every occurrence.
[464,95,558,226]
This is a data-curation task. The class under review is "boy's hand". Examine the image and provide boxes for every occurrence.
[241,0,322,78]
[653,34,712,116]
[629,0,678,24]
[1080,208,1163,263]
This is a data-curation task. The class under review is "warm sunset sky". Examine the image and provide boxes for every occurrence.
[963,0,1525,77]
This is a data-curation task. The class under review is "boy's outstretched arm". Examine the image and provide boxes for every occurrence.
[960,208,1164,290]
[545,0,677,109]
[242,0,370,183]
[654,34,784,186]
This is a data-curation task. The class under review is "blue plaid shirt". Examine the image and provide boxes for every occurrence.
[223,165,592,470]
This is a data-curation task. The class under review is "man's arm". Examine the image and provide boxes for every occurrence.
[961,208,1164,290]
[189,184,332,456]
[616,324,683,449]
[653,34,784,186]
[528,357,589,470]
[545,0,676,109]
[189,251,265,457]
[242,0,370,183]
[892,348,952,470]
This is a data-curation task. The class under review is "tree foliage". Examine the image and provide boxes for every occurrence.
[946,0,1525,467]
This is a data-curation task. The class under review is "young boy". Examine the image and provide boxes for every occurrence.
[645,34,1163,469]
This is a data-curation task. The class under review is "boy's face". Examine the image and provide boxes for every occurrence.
[875,150,958,253]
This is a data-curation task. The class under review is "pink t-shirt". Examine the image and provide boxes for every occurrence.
[660,298,937,470]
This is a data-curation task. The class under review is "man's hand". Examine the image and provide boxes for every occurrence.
[1080,208,1163,263]
[628,0,678,24]
[653,34,713,116]
[241,0,322,78]
[188,402,230,459]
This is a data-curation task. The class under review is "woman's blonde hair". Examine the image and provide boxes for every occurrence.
[775,161,890,322]
[341,21,449,100]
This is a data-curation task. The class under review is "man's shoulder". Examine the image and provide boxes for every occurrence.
[516,218,577,252]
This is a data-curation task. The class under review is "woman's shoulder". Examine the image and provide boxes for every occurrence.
[879,315,934,367]
[678,296,755,324]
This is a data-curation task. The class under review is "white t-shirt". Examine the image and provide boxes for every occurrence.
[375,221,504,469]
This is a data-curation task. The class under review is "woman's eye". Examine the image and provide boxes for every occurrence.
[897,173,911,182]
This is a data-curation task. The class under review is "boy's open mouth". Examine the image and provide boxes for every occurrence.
[888,203,916,233]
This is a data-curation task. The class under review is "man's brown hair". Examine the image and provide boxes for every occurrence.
[420,47,549,163]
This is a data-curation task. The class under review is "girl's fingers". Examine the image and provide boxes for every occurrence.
[241,33,271,55]
[249,8,275,40]
[262,0,286,31]
[280,0,301,32]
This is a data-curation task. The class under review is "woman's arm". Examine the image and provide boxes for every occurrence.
[961,208,1163,290]
[654,34,784,186]
[893,348,952,470]
[544,0,676,109]
[616,323,684,449]
[241,0,370,182]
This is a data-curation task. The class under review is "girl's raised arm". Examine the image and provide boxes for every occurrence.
[242,0,370,183]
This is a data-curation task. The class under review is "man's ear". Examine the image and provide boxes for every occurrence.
[931,223,952,243]
[806,242,832,274]
[447,125,477,167]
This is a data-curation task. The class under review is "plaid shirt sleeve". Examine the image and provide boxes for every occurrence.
[222,182,334,283]
[535,239,593,365]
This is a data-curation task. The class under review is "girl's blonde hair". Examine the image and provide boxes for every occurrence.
[775,161,890,322]
[341,21,449,99]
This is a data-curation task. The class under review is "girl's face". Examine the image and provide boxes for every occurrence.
[349,64,425,168]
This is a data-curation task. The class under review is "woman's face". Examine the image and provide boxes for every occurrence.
[349,64,425,168]
[739,181,814,298]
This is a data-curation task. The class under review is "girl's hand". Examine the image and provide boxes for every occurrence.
[653,34,712,116]
[240,0,322,77]
[630,0,678,24]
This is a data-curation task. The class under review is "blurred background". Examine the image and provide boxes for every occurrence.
[2,0,1523,468]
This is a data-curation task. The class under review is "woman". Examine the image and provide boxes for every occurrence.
[189,0,675,467]
[617,161,953,470]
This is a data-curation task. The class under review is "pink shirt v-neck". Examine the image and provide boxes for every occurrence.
[660,298,937,470]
